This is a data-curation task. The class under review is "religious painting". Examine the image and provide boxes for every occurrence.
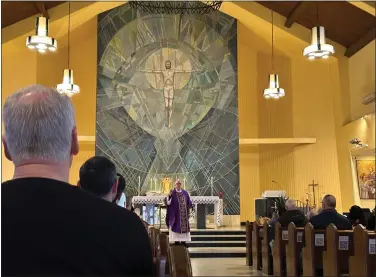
[96,3,239,214]
[356,160,376,199]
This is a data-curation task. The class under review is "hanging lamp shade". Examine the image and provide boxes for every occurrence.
[26,16,57,53]
[303,26,334,60]
[264,74,285,99]
[57,69,80,97]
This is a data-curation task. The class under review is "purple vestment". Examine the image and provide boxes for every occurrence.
[164,189,193,233]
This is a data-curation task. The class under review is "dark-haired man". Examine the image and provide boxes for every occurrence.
[78,156,119,202]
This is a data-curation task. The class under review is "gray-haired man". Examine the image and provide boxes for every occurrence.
[2,85,153,275]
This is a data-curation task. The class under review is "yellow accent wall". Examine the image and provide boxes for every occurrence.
[348,40,375,121]
[1,2,374,220]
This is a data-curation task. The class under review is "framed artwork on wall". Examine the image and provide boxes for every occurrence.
[356,159,376,199]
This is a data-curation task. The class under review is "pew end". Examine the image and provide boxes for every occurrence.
[262,221,273,275]
[302,223,326,277]
[168,245,192,277]
[349,226,376,277]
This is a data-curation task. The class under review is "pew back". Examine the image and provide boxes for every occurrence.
[302,223,326,277]
[262,222,272,275]
[286,223,304,276]
[246,221,253,266]
[272,222,289,276]
[168,245,192,277]
[252,222,263,270]
[323,224,354,277]
[349,226,376,277]
[156,233,169,276]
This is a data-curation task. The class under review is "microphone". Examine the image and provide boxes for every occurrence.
[272,180,283,191]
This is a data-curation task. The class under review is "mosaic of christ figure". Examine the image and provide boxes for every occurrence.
[138,57,200,127]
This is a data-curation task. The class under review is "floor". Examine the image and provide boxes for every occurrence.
[191,258,263,276]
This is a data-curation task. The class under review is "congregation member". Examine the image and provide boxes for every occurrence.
[348,205,367,228]
[367,207,375,230]
[114,173,127,208]
[1,85,153,276]
[78,156,119,202]
[165,179,193,246]
[277,199,307,227]
[310,194,352,230]
[270,199,306,240]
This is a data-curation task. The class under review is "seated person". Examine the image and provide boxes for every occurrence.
[78,156,119,202]
[278,199,307,227]
[310,194,352,230]
[348,205,367,228]
[270,199,307,240]
[1,85,153,275]
[367,207,375,230]
[113,173,127,208]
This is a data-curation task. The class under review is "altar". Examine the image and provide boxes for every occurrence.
[131,195,223,227]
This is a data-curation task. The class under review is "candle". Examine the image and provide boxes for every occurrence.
[138,176,141,195]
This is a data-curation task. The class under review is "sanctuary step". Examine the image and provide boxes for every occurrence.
[160,228,246,258]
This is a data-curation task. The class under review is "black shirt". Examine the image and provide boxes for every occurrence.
[2,178,154,276]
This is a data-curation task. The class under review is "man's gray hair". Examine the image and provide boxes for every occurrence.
[322,194,336,208]
[3,85,75,164]
[285,199,297,210]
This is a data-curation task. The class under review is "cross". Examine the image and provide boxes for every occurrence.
[309,180,319,208]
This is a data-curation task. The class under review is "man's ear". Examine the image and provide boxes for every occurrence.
[2,136,12,161]
[112,178,119,194]
[71,126,79,156]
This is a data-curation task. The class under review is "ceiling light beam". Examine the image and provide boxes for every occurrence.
[285,2,307,28]
[345,27,375,57]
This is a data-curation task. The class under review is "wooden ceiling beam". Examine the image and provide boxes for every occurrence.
[35,2,49,19]
[345,27,375,57]
[284,2,307,28]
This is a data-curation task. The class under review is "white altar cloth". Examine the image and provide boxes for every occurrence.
[131,195,223,227]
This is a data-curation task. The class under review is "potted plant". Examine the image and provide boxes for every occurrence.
[273,195,289,216]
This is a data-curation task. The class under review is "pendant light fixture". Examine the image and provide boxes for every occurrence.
[303,3,334,60]
[57,2,79,97]
[264,10,285,100]
[26,5,57,53]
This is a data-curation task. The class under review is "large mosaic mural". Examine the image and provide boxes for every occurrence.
[96,3,239,214]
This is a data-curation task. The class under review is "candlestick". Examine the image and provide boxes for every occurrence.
[210,177,214,196]
[138,176,141,196]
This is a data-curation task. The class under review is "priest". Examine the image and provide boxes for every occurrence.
[165,179,193,246]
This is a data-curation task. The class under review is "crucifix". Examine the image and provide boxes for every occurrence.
[308,180,319,208]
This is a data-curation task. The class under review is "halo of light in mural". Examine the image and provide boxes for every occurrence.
[303,26,334,60]
[57,69,80,97]
[26,16,57,53]
[264,74,285,99]
[129,1,222,14]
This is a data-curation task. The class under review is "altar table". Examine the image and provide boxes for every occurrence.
[131,195,223,227]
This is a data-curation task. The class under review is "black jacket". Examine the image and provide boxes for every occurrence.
[310,209,352,230]
[269,209,307,241]
[278,209,307,227]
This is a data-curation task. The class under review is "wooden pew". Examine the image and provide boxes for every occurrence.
[245,221,253,266]
[323,224,354,277]
[349,226,376,277]
[262,222,273,275]
[285,223,304,276]
[156,233,169,277]
[168,245,192,277]
[252,222,263,270]
[150,227,161,262]
[302,223,326,277]
[272,222,289,276]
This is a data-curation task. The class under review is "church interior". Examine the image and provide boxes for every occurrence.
[1,1,375,276]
